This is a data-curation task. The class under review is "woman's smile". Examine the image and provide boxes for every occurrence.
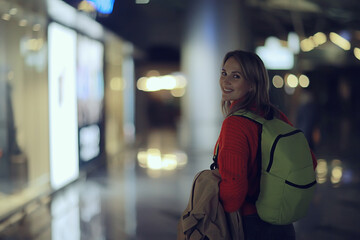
[222,87,233,93]
[220,57,251,102]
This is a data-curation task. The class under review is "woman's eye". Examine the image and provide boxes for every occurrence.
[233,74,240,79]
[221,72,227,76]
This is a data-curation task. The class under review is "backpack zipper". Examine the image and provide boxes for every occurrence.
[285,179,317,189]
[267,129,302,172]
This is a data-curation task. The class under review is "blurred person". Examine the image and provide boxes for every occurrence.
[214,50,317,240]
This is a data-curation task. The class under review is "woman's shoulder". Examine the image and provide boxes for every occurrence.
[222,114,260,132]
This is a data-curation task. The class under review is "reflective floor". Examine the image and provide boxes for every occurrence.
[0,128,360,240]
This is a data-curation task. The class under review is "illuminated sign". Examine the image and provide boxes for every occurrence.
[256,37,294,70]
[48,22,79,190]
[87,0,115,14]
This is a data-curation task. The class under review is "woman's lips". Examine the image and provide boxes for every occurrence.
[223,88,232,93]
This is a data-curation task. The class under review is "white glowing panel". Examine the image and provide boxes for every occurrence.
[79,125,100,162]
[77,35,104,128]
[256,37,294,70]
[48,22,79,190]
[77,35,104,162]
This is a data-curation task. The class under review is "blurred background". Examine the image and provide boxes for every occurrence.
[0,0,359,239]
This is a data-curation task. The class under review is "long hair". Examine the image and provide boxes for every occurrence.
[221,50,278,118]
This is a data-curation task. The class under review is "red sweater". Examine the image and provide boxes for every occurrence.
[215,104,317,215]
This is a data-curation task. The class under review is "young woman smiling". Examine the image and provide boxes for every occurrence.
[215,50,317,240]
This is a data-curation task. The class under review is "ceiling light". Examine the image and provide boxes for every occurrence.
[286,74,298,88]
[354,48,360,60]
[256,36,294,70]
[272,75,284,88]
[329,32,351,50]
[299,75,310,88]
[136,0,150,4]
[300,38,315,52]
[313,32,327,45]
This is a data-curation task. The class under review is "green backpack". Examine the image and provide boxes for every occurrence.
[213,110,317,225]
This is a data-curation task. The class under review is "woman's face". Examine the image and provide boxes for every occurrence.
[220,57,251,103]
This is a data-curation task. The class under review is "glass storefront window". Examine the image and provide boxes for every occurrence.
[0,0,49,218]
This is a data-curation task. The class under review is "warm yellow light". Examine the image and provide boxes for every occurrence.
[137,73,187,93]
[313,32,327,45]
[332,166,343,178]
[299,75,310,88]
[137,77,147,91]
[137,75,182,92]
[137,149,188,172]
[329,32,351,50]
[331,166,343,184]
[78,0,96,12]
[27,38,44,51]
[161,154,177,170]
[286,74,298,88]
[354,48,360,60]
[272,75,284,88]
[137,151,148,168]
[316,159,328,184]
[2,13,11,21]
[147,149,162,170]
[300,38,315,52]
[161,75,177,90]
[171,88,185,97]
[19,19,28,27]
[146,76,161,91]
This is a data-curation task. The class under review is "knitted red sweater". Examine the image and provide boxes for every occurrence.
[215,105,317,215]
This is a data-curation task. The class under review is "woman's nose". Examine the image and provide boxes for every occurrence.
[223,76,231,84]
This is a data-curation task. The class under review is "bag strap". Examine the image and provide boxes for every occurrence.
[212,110,264,203]
[232,110,267,125]
[210,142,219,170]
[211,110,264,170]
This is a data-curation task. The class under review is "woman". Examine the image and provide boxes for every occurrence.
[215,50,317,239]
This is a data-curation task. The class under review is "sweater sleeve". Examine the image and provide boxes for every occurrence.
[218,116,259,213]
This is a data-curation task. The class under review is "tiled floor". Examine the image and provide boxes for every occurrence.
[0,128,360,240]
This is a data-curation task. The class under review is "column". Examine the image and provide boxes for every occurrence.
[180,0,252,153]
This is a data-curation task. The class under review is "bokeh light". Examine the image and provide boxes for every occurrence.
[272,75,284,88]
[299,75,310,88]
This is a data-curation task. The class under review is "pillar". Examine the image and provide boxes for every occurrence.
[180,0,252,153]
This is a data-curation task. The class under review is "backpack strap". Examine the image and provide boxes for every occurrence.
[210,143,219,170]
[211,110,265,170]
[230,110,264,204]
[232,110,267,125]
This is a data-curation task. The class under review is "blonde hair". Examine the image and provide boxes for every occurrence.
[221,50,278,118]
